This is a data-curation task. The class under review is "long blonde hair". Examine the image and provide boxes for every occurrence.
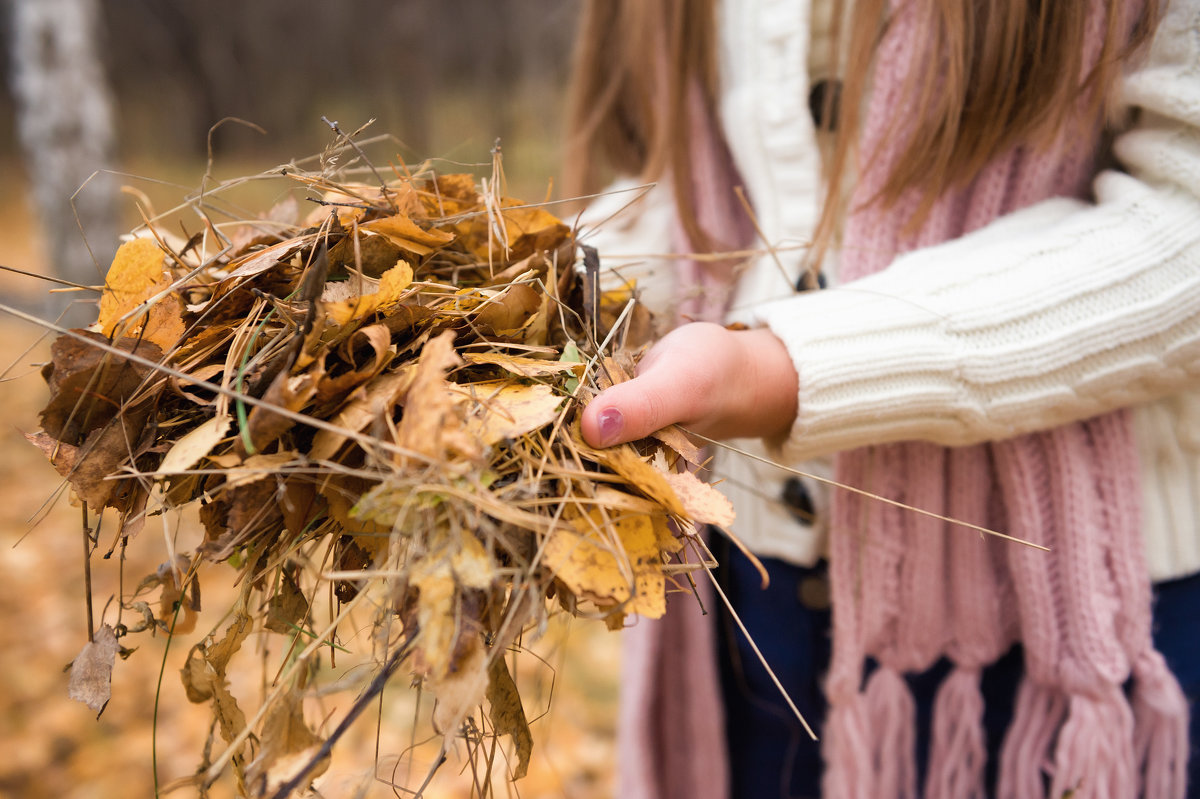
[563,0,1159,259]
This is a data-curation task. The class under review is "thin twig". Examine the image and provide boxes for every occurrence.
[267,636,415,799]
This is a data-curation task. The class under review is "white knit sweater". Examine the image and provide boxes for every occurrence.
[579,0,1200,581]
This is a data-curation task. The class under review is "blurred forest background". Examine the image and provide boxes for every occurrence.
[0,1,623,797]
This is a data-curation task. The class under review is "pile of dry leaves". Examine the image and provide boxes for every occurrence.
[27,139,733,797]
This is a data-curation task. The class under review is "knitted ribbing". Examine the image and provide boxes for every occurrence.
[822,2,1189,798]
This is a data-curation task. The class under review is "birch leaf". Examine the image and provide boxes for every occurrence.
[98,238,167,336]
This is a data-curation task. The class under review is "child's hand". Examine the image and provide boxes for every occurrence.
[581,322,799,447]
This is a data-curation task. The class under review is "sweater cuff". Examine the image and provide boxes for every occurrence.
[756,278,999,462]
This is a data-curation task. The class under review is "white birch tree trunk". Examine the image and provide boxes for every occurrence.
[8,0,117,321]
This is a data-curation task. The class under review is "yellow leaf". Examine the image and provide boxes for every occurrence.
[457,381,564,446]
[428,647,489,734]
[542,509,670,619]
[412,565,459,679]
[98,238,168,337]
[462,352,585,379]
[362,214,455,255]
[571,425,686,517]
[321,261,414,327]
[451,531,496,590]
[663,470,736,528]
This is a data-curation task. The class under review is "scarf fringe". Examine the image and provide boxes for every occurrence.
[867,666,919,799]
[823,696,875,799]
[1050,686,1136,799]
[1132,651,1190,799]
[923,666,987,799]
[997,679,1068,799]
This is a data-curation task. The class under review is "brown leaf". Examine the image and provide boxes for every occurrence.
[264,571,310,635]
[309,370,410,462]
[29,409,154,512]
[395,331,480,466]
[651,425,705,467]
[141,288,188,351]
[40,332,162,444]
[462,352,584,379]
[486,656,533,779]
[326,229,403,277]
[67,624,120,716]
[245,689,328,797]
[241,367,320,455]
[474,283,541,334]
[280,478,325,539]
[180,609,253,754]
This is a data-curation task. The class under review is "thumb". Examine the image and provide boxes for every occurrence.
[580,361,691,448]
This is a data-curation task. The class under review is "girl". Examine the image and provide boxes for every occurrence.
[566,1,1200,797]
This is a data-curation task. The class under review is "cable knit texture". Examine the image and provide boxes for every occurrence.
[819,1,1189,797]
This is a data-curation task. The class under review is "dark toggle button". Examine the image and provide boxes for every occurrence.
[795,269,827,292]
[808,77,843,131]
[799,572,832,610]
[782,476,816,525]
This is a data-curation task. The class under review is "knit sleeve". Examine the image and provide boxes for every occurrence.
[754,0,1200,463]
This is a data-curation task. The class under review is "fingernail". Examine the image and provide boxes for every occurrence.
[597,407,623,446]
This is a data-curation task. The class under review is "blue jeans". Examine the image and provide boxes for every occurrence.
[717,546,1200,799]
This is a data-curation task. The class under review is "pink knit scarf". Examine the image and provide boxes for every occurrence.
[822,2,1188,798]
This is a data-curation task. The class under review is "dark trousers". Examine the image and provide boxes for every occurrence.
[717,545,1200,799]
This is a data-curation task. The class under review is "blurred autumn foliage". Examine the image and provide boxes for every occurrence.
[0,0,577,166]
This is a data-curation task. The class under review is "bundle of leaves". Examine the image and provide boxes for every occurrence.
[28,143,733,796]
